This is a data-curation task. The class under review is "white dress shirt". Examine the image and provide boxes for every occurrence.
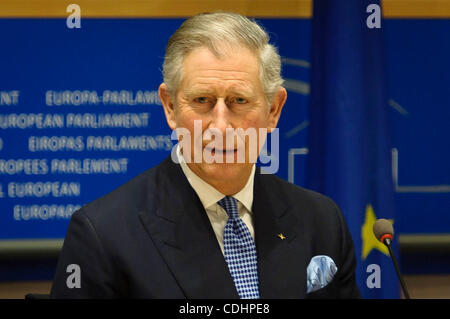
[176,145,255,254]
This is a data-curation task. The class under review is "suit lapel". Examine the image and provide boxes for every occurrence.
[138,158,238,298]
[253,169,309,298]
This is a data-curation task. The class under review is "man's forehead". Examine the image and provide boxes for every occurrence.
[178,46,263,95]
[183,47,259,75]
[183,82,256,96]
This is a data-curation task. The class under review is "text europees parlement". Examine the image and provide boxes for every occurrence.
[0,158,129,175]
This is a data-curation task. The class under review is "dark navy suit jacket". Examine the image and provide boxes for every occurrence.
[50,156,360,298]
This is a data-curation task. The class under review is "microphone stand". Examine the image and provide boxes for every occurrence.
[384,238,410,299]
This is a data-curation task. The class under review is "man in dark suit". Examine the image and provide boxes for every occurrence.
[50,12,360,299]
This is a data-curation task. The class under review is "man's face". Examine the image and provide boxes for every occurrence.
[160,46,286,193]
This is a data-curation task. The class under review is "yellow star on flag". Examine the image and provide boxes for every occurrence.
[361,204,392,260]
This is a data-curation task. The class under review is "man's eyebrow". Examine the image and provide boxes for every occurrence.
[228,88,255,97]
[183,86,256,97]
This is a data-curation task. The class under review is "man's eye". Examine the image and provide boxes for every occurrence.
[194,97,209,104]
[234,97,248,104]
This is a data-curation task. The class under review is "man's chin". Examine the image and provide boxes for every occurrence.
[189,162,253,187]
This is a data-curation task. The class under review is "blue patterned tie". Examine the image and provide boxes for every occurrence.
[218,196,260,299]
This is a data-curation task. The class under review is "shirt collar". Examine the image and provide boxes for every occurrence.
[177,144,255,212]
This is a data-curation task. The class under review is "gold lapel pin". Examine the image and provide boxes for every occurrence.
[277,233,286,240]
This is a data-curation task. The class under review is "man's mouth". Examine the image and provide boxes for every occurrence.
[204,147,238,153]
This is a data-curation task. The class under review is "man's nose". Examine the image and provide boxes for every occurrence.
[209,98,232,133]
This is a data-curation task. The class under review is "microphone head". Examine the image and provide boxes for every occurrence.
[373,219,394,242]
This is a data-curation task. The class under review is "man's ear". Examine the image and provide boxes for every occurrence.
[159,83,177,130]
[267,87,287,133]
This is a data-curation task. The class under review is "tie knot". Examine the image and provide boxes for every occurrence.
[218,196,239,219]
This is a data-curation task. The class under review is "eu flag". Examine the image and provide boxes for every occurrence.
[306,0,399,298]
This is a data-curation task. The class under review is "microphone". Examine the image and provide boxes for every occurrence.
[373,219,411,299]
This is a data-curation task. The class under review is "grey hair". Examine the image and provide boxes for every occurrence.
[162,12,284,104]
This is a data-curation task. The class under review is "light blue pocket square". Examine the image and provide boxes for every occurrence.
[306,255,338,293]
